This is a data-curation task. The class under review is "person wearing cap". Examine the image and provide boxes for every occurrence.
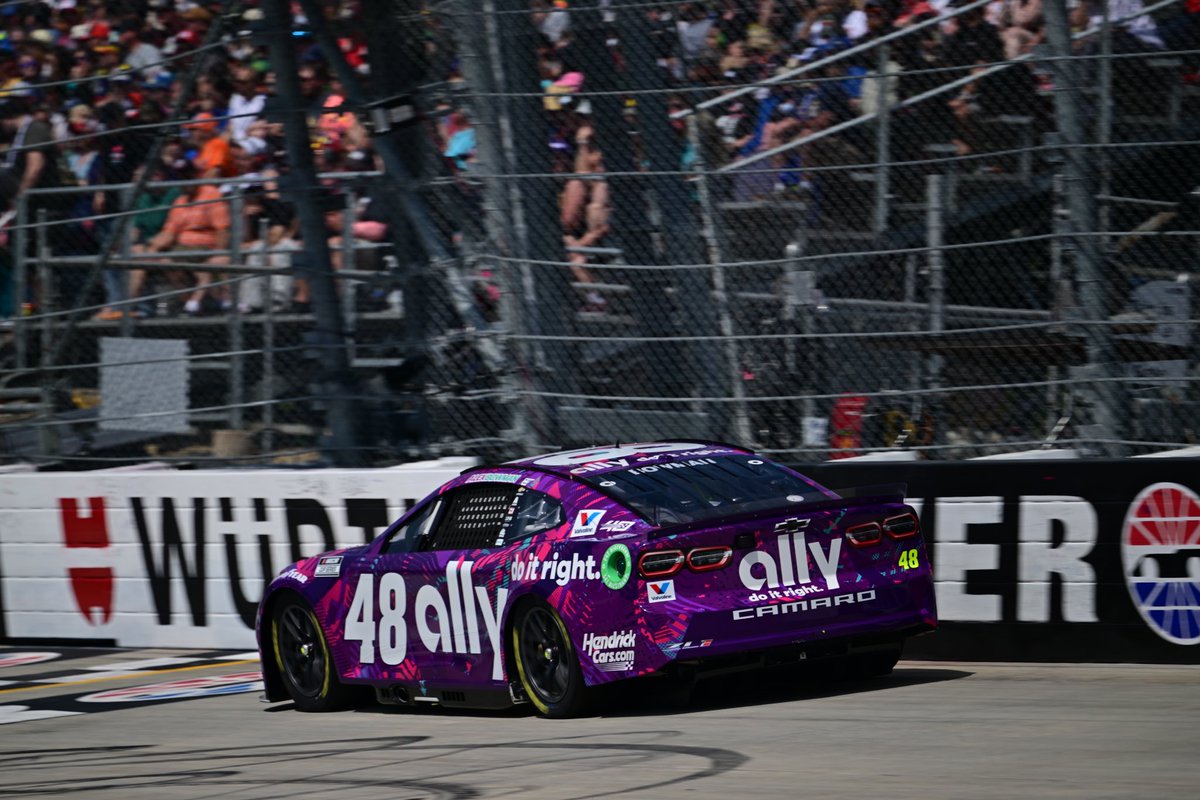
[532,0,571,44]
[139,71,175,121]
[0,98,61,212]
[188,112,235,179]
[58,104,117,320]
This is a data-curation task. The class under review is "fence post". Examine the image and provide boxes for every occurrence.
[264,0,365,466]
[873,43,892,235]
[688,115,752,444]
[228,190,245,431]
[456,0,535,448]
[14,193,27,369]
[340,184,356,335]
[34,207,57,459]
[36,209,50,365]
[926,174,945,450]
[118,183,136,337]
[1097,0,1113,253]
[496,0,581,440]
[1044,0,1123,455]
[260,217,275,457]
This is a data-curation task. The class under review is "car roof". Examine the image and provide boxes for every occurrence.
[501,441,755,478]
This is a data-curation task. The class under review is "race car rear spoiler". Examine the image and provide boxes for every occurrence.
[649,483,910,538]
[832,483,908,503]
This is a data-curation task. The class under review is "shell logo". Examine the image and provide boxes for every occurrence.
[1121,483,1200,645]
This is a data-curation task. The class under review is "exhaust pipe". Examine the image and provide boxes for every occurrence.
[375,684,413,706]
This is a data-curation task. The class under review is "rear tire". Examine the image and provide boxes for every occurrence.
[511,600,589,718]
[272,596,352,712]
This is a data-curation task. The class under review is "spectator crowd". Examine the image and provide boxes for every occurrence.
[0,0,1195,322]
[0,0,414,323]
[533,0,1196,307]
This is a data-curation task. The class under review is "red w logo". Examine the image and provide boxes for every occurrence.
[60,497,113,625]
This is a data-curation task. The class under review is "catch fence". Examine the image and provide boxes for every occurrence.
[0,0,1197,466]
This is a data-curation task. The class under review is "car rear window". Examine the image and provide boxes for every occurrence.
[580,455,836,526]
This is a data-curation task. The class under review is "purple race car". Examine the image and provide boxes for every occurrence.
[257,442,937,717]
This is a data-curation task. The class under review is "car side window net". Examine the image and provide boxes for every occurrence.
[426,485,521,551]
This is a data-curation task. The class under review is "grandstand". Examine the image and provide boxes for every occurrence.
[0,0,1197,467]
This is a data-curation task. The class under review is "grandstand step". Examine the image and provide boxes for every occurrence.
[352,358,407,368]
[0,403,45,414]
[958,172,1028,185]
[574,312,638,325]
[805,230,879,242]
[1115,115,1177,126]
[571,282,632,294]
[566,245,624,257]
[190,413,234,423]
[0,389,40,399]
[1095,194,1179,209]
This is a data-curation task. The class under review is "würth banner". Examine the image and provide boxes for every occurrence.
[0,462,468,649]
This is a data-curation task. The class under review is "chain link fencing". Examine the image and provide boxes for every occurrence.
[1,0,1198,467]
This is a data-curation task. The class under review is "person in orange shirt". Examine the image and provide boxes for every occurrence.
[189,112,235,178]
[145,162,231,314]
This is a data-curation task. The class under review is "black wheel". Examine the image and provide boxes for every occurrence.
[511,601,589,718]
[272,596,351,712]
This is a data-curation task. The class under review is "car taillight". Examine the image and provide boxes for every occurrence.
[883,512,919,539]
[845,521,882,548]
[686,546,732,572]
[639,549,685,578]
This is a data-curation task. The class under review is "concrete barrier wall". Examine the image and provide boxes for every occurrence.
[1,457,1197,662]
[0,460,471,649]
[802,458,1200,663]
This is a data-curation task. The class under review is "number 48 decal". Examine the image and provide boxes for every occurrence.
[898,548,920,570]
[346,573,407,665]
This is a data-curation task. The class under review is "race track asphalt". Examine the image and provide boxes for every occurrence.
[0,647,1196,799]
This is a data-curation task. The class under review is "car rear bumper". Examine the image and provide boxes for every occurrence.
[657,620,937,683]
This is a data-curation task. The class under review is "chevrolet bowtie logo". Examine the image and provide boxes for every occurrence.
[773,518,811,533]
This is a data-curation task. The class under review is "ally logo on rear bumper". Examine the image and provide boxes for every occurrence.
[739,529,843,600]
